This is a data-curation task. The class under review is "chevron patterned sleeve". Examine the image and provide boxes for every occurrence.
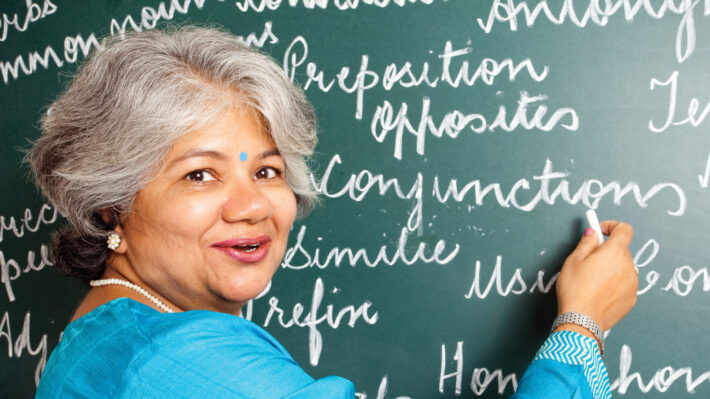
[530,330,611,399]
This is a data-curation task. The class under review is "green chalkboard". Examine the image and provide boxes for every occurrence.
[1,0,708,398]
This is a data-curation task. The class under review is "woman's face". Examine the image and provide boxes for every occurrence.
[116,106,297,314]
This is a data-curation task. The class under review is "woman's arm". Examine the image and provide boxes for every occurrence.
[512,221,637,399]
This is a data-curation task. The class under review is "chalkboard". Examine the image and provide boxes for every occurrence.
[1,1,709,398]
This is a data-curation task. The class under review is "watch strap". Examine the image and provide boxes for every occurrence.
[551,312,605,355]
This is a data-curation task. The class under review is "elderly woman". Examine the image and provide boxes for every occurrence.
[30,27,637,398]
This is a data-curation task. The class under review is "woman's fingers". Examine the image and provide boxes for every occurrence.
[569,221,633,263]
[600,220,634,248]
[569,227,600,260]
[556,220,637,331]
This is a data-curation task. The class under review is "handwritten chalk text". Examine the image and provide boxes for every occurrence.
[356,375,411,399]
[284,37,549,119]
[0,0,282,84]
[263,277,379,366]
[440,341,518,396]
[371,94,577,160]
[434,159,687,216]
[315,154,423,231]
[0,0,57,42]
[0,204,57,243]
[1,244,52,302]
[612,345,710,394]
[315,156,687,236]
[236,0,434,12]
[649,70,710,133]
[465,255,558,299]
[634,238,710,296]
[282,225,460,269]
[478,0,707,63]
[0,311,48,386]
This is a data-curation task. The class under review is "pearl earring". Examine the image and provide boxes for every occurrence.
[107,232,121,250]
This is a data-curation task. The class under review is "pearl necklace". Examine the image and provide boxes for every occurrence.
[90,278,176,313]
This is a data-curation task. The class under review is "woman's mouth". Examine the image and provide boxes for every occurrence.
[237,244,260,253]
[211,236,271,263]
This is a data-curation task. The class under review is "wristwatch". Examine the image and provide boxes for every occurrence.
[551,312,605,355]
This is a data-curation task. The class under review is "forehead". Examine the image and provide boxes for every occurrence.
[169,106,275,156]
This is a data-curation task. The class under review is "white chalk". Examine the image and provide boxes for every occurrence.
[585,209,604,246]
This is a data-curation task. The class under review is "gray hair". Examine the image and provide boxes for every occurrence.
[27,26,319,282]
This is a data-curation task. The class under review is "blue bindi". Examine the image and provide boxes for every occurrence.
[239,152,247,162]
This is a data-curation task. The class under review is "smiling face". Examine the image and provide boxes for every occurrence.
[113,106,297,314]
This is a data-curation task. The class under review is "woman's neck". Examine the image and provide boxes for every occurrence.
[69,262,184,323]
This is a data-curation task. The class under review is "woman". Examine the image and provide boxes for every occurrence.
[30,27,637,398]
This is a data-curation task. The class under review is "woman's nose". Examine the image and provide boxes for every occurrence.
[221,182,274,224]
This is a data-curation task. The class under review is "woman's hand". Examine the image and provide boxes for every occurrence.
[556,221,637,332]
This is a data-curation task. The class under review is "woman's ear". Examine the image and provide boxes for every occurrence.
[100,209,128,254]
[99,208,115,225]
[110,224,128,254]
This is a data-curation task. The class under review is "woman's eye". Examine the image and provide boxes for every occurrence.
[255,167,280,180]
[185,170,217,182]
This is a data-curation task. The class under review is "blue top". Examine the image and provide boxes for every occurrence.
[36,298,610,399]
[35,298,354,398]
[513,331,610,399]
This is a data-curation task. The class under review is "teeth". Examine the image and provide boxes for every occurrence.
[234,244,259,252]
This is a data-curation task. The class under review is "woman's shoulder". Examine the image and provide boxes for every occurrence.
[127,298,290,350]
[38,298,293,397]
[55,298,285,355]
[37,298,353,398]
